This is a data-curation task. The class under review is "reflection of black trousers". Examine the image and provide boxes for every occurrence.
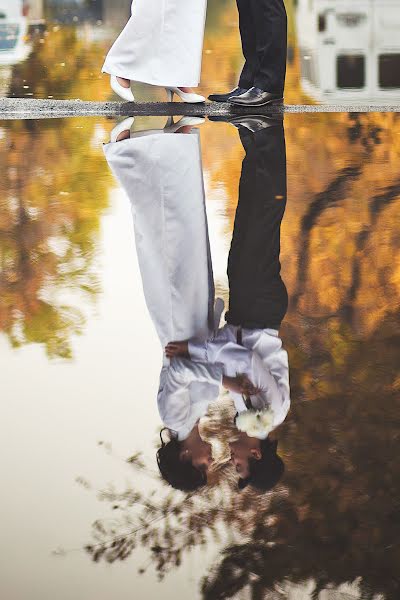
[226,125,288,330]
[237,0,287,94]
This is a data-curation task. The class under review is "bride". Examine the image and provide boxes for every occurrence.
[102,0,207,103]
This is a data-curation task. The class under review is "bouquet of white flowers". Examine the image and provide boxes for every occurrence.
[235,408,275,440]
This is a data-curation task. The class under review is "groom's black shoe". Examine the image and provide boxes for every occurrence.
[232,115,283,132]
[209,115,283,132]
[208,87,248,103]
[229,87,283,107]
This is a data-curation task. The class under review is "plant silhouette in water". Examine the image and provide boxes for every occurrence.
[83,410,259,578]
[84,459,273,581]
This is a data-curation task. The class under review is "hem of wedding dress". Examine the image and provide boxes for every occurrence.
[101,66,200,89]
[103,128,197,149]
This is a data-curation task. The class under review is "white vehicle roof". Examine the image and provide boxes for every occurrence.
[0,1,25,20]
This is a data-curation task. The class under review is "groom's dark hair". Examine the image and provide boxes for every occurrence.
[238,439,285,492]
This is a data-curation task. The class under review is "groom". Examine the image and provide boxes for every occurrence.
[209,0,287,106]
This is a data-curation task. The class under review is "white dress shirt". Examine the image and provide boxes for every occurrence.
[157,358,223,441]
[189,323,290,430]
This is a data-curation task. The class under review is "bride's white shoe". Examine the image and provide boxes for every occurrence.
[166,87,205,104]
[110,117,135,143]
[163,116,205,133]
[122,117,204,140]
[110,75,135,102]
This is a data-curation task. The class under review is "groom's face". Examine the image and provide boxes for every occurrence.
[229,433,261,478]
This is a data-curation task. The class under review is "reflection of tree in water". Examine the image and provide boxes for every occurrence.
[291,114,393,321]
[0,118,112,357]
[282,114,400,339]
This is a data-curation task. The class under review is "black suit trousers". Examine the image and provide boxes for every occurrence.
[225,124,288,330]
[237,0,287,94]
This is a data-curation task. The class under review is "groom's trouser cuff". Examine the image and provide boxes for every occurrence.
[237,0,287,94]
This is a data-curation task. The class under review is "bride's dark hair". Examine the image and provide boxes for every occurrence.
[156,428,207,492]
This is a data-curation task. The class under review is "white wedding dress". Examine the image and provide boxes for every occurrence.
[103,129,222,439]
[102,0,208,87]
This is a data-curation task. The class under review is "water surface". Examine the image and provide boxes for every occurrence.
[1,111,400,600]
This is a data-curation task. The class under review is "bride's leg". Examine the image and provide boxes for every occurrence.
[117,77,131,88]
[115,129,131,142]
[175,125,193,134]
[110,75,135,101]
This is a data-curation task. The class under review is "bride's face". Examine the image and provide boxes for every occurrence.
[180,439,213,472]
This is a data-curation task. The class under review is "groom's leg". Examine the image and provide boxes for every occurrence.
[237,0,258,89]
[252,0,287,95]
[226,125,288,330]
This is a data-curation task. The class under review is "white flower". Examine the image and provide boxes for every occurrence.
[236,408,275,440]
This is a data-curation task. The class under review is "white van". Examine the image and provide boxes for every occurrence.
[0,0,32,66]
[296,0,400,103]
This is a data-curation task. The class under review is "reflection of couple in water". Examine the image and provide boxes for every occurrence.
[104,115,289,494]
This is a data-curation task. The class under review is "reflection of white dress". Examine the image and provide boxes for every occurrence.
[102,0,208,87]
[103,131,222,440]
